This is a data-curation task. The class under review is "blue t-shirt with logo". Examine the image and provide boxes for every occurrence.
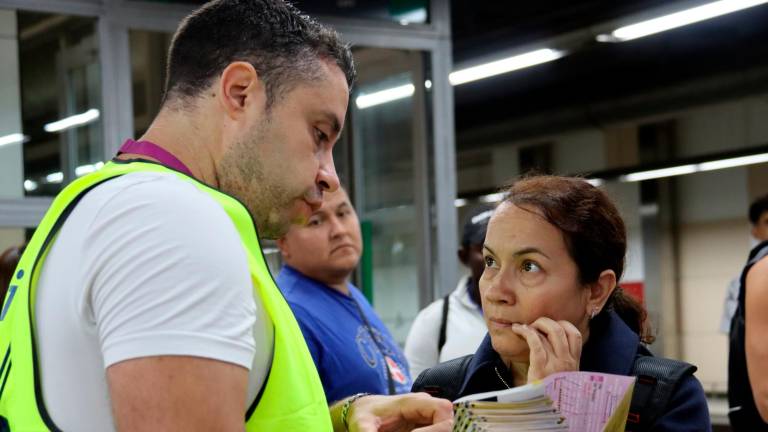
[276,265,411,402]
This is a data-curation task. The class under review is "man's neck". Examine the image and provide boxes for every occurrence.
[328,281,350,296]
[128,109,220,187]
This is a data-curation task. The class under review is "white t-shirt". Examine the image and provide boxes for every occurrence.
[404,275,487,379]
[34,171,273,431]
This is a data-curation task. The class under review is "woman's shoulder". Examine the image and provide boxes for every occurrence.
[411,354,474,400]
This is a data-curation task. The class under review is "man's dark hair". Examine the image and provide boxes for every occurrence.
[163,0,356,108]
[749,194,768,225]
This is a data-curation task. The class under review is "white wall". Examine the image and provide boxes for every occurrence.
[0,10,23,199]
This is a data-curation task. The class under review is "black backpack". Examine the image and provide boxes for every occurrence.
[412,348,696,431]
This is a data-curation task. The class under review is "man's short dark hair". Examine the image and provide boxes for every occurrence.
[749,194,768,225]
[163,0,356,108]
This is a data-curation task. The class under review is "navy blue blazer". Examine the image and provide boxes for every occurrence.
[453,311,711,431]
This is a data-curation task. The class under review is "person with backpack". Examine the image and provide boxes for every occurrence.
[404,205,491,378]
[728,221,768,429]
[412,175,711,431]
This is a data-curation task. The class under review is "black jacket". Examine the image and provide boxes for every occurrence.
[413,311,711,431]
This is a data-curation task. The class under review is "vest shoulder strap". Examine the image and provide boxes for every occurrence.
[411,354,472,401]
[626,352,697,431]
[437,294,450,355]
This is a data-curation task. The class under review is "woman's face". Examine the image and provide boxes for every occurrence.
[480,202,591,363]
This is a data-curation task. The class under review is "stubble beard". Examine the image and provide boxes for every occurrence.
[218,125,294,240]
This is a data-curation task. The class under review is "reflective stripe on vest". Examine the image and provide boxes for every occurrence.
[0,160,331,431]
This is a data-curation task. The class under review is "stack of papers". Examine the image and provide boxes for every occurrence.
[452,371,636,432]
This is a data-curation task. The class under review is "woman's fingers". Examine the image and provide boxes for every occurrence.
[529,317,570,360]
[558,320,583,360]
[511,323,550,367]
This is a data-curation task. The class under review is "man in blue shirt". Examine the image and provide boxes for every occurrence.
[276,187,411,402]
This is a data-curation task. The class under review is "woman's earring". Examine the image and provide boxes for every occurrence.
[590,307,600,320]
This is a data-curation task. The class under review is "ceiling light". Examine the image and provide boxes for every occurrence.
[355,84,415,109]
[620,164,698,182]
[698,153,768,171]
[454,198,468,207]
[449,48,564,86]
[586,178,604,187]
[479,192,506,203]
[23,180,38,192]
[0,133,28,147]
[75,161,105,177]
[44,109,100,133]
[45,172,64,183]
[598,0,768,42]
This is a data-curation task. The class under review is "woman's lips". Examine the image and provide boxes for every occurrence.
[488,318,517,329]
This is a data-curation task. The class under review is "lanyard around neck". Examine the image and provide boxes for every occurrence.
[117,139,194,178]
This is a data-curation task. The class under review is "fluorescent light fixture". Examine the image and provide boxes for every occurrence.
[620,164,697,182]
[454,198,468,207]
[479,192,506,203]
[699,153,768,171]
[619,152,768,182]
[395,7,427,25]
[23,179,38,192]
[449,48,564,86]
[75,161,105,177]
[598,0,768,42]
[45,172,63,183]
[355,84,415,109]
[0,133,28,147]
[585,178,605,187]
[424,80,432,89]
[44,108,100,133]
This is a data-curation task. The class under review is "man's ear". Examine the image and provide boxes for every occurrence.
[276,237,290,260]
[217,61,266,120]
[586,269,617,315]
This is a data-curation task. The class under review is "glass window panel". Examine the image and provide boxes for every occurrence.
[351,47,430,345]
[130,30,172,137]
[0,10,101,198]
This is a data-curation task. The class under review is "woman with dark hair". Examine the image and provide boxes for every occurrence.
[413,175,710,431]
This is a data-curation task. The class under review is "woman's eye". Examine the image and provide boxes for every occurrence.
[521,260,541,273]
[308,218,321,226]
[484,256,497,268]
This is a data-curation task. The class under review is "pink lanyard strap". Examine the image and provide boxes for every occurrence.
[117,139,194,178]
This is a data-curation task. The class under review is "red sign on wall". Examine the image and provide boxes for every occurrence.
[621,281,644,305]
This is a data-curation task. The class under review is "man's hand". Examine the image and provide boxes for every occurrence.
[337,393,453,432]
[511,317,582,383]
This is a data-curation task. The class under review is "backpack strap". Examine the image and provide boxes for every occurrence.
[437,294,450,356]
[625,353,697,431]
[411,354,473,401]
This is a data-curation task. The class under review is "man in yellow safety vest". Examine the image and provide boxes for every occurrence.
[0,1,452,431]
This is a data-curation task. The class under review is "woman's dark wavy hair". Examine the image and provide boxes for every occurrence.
[503,175,654,344]
[163,0,356,109]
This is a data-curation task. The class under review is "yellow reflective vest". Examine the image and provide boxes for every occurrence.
[0,160,332,431]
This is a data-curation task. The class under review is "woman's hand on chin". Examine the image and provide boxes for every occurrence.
[511,317,582,383]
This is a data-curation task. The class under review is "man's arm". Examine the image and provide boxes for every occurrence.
[745,257,768,422]
[329,393,453,432]
[88,177,259,430]
[107,356,248,431]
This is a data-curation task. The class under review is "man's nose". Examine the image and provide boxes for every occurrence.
[317,152,340,193]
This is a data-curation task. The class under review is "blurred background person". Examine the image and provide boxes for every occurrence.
[721,194,768,334]
[276,187,411,402]
[404,205,490,378]
[413,176,710,431]
[728,197,768,429]
[0,243,25,301]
